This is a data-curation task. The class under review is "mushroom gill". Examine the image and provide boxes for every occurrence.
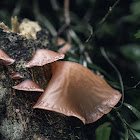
[25,49,65,68]
[33,61,121,124]
[0,49,15,65]
[13,79,44,92]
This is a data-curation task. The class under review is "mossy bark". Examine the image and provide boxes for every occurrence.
[0,29,88,140]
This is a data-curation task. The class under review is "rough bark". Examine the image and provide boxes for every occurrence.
[0,29,88,140]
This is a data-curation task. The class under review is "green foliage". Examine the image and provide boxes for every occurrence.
[130,1,140,16]
[131,120,140,139]
[135,30,140,39]
[124,103,140,119]
[124,1,140,23]
[95,122,111,140]
[120,44,140,62]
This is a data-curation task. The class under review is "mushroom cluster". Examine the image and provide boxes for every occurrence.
[0,47,121,124]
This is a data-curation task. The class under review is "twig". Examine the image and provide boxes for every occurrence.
[116,112,129,140]
[64,0,70,26]
[57,0,71,42]
[84,52,93,64]
[57,24,68,36]
[85,24,93,42]
[125,81,140,91]
[99,0,120,27]
[117,111,139,140]
[64,0,71,43]
[133,81,140,88]
[87,0,120,42]
[69,29,84,53]
[101,47,124,109]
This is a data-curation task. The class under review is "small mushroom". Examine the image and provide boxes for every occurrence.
[13,79,44,92]
[33,61,121,124]
[25,49,65,68]
[57,38,71,54]
[10,72,24,79]
[0,49,15,65]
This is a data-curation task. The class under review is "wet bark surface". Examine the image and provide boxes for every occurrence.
[0,29,88,140]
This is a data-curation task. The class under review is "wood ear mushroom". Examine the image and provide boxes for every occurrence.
[13,79,44,92]
[57,38,71,54]
[33,61,122,124]
[10,72,24,79]
[25,49,64,68]
[0,49,15,65]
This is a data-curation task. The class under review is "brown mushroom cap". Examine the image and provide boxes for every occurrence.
[0,49,15,65]
[33,61,121,124]
[56,38,66,45]
[57,38,71,54]
[10,72,24,79]
[25,49,64,68]
[12,79,44,92]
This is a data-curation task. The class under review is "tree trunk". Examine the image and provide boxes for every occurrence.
[0,29,88,140]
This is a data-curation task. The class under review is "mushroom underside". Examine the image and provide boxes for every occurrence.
[0,49,15,65]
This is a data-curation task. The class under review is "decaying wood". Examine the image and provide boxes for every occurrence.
[0,29,87,140]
